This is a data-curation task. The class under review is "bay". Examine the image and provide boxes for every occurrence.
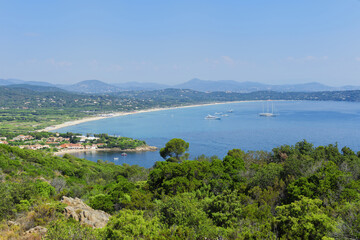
[55,101,360,168]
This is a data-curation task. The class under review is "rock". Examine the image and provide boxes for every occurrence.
[61,196,110,228]
[7,220,20,226]
[125,145,158,152]
[25,226,48,235]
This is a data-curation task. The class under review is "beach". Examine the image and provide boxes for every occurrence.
[38,100,264,132]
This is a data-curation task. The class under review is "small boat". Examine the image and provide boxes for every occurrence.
[205,114,221,120]
[227,109,233,113]
[121,153,127,156]
[113,157,119,161]
[214,112,222,115]
[221,114,229,117]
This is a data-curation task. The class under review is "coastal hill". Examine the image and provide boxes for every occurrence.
[2,78,360,93]
[1,140,360,239]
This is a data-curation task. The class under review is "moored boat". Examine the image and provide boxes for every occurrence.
[205,114,221,120]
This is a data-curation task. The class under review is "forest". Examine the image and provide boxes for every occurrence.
[1,139,360,239]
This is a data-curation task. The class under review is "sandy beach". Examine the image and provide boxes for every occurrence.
[39,100,265,132]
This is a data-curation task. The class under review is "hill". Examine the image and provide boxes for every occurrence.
[113,81,169,91]
[1,140,360,239]
[175,78,359,92]
[60,80,123,93]
[6,84,67,92]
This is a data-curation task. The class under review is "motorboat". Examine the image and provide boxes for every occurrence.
[205,114,221,120]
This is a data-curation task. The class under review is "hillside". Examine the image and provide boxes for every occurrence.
[1,140,360,239]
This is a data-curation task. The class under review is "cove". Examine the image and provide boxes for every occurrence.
[54,101,360,168]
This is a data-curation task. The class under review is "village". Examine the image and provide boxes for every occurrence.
[0,132,149,153]
[0,134,105,151]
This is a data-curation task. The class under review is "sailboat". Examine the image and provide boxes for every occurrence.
[259,100,276,117]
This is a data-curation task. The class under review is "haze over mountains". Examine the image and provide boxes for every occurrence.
[1,78,359,94]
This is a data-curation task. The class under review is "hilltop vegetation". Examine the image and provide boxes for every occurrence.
[1,139,360,239]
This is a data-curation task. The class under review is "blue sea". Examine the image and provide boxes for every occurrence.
[55,101,360,168]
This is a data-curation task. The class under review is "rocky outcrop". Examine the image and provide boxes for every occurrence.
[125,145,158,152]
[61,196,110,228]
[22,226,48,239]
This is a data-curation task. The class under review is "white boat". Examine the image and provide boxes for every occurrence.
[221,114,229,117]
[214,112,222,115]
[205,114,221,120]
[259,112,275,117]
[114,157,119,161]
[259,101,276,117]
[121,153,127,156]
[227,109,233,113]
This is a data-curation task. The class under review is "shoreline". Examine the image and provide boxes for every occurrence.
[38,100,272,132]
[53,145,158,156]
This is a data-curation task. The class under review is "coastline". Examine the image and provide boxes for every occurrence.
[38,100,268,132]
[53,145,158,156]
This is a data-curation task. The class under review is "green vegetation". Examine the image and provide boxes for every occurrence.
[1,139,360,239]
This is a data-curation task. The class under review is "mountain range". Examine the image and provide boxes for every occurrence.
[1,78,359,94]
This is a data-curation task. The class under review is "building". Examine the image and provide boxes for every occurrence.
[13,135,34,141]
[59,143,84,149]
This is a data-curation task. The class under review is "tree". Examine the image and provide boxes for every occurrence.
[275,196,336,239]
[160,138,189,163]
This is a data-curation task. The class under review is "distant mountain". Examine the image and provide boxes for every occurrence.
[113,81,169,91]
[6,84,67,92]
[0,78,25,85]
[2,77,360,93]
[174,78,269,92]
[60,80,123,94]
[0,78,58,87]
[175,78,360,92]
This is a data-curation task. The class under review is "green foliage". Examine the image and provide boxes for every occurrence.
[160,138,189,162]
[89,194,114,213]
[46,219,103,240]
[105,209,163,240]
[250,163,283,189]
[206,190,248,227]
[2,140,360,239]
[15,200,31,213]
[275,196,337,240]
[35,180,56,198]
[159,193,210,228]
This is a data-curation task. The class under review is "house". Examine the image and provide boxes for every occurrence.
[60,144,84,149]
[0,140,8,145]
[85,144,98,150]
[21,144,49,150]
[13,135,34,141]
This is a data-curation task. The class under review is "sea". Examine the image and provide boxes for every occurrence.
[54,101,360,168]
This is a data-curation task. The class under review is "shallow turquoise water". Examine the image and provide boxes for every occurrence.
[55,101,360,168]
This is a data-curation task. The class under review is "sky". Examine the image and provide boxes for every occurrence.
[0,0,359,86]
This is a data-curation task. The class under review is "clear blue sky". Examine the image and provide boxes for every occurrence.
[0,0,359,85]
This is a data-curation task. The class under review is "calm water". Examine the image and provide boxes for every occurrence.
[55,101,360,168]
